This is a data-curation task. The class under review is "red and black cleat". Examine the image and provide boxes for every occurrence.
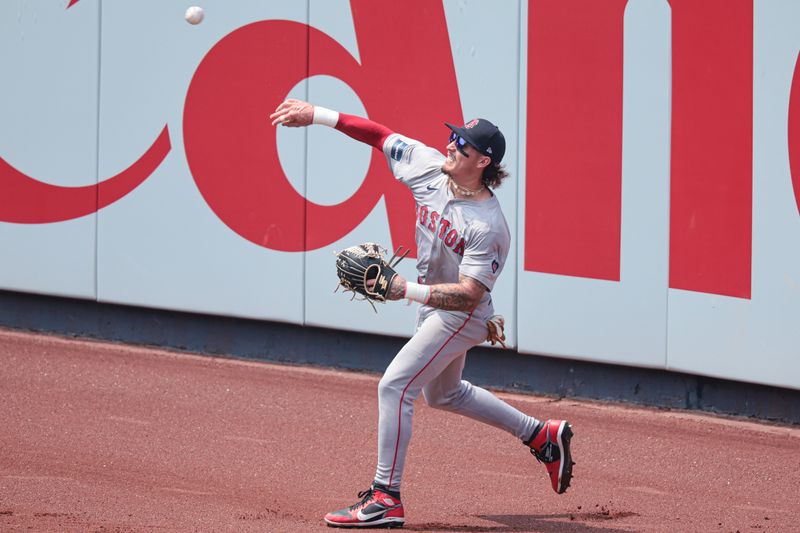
[324,483,405,528]
[524,419,575,494]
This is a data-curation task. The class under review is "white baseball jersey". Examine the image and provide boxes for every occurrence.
[382,133,510,319]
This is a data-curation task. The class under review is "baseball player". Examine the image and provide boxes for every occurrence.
[270,99,574,528]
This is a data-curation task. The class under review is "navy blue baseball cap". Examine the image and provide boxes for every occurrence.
[445,118,506,163]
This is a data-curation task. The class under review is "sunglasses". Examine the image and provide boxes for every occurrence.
[448,131,471,157]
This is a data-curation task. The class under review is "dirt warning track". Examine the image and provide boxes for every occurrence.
[1,329,798,532]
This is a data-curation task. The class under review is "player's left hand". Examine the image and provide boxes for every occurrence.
[270,99,314,127]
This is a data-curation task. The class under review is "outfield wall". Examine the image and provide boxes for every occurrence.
[2,0,799,390]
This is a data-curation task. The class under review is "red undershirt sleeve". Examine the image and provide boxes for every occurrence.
[334,113,394,150]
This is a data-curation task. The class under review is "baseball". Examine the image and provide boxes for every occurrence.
[185,6,204,25]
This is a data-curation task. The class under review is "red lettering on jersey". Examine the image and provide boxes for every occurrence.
[427,211,439,232]
[438,218,452,240]
[669,0,753,299]
[183,1,463,255]
[444,228,458,247]
[524,0,626,281]
[418,205,429,227]
[453,237,466,256]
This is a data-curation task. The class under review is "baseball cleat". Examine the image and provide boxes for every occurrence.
[324,483,405,528]
[524,419,574,494]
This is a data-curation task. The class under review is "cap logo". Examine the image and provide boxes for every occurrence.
[465,119,479,129]
[486,147,493,154]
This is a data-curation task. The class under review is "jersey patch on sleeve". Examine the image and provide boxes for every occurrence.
[390,139,409,161]
[491,259,500,273]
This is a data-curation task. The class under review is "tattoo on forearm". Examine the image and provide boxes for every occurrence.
[387,279,405,300]
[428,283,476,311]
[390,275,485,310]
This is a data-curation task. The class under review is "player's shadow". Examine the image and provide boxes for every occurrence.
[404,512,637,532]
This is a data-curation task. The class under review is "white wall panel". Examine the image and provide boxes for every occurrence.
[1,0,797,391]
[516,0,671,367]
[667,0,800,389]
[96,1,307,322]
[0,1,98,298]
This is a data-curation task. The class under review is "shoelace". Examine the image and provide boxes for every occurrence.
[528,431,555,464]
[529,446,547,463]
[348,488,374,511]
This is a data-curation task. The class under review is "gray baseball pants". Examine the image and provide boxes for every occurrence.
[373,306,540,490]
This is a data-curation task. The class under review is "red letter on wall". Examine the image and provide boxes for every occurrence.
[788,52,800,218]
[669,0,753,299]
[524,0,627,281]
[184,1,462,255]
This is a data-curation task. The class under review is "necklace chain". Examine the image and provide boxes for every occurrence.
[449,177,485,197]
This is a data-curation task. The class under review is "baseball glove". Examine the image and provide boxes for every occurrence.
[335,243,410,311]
